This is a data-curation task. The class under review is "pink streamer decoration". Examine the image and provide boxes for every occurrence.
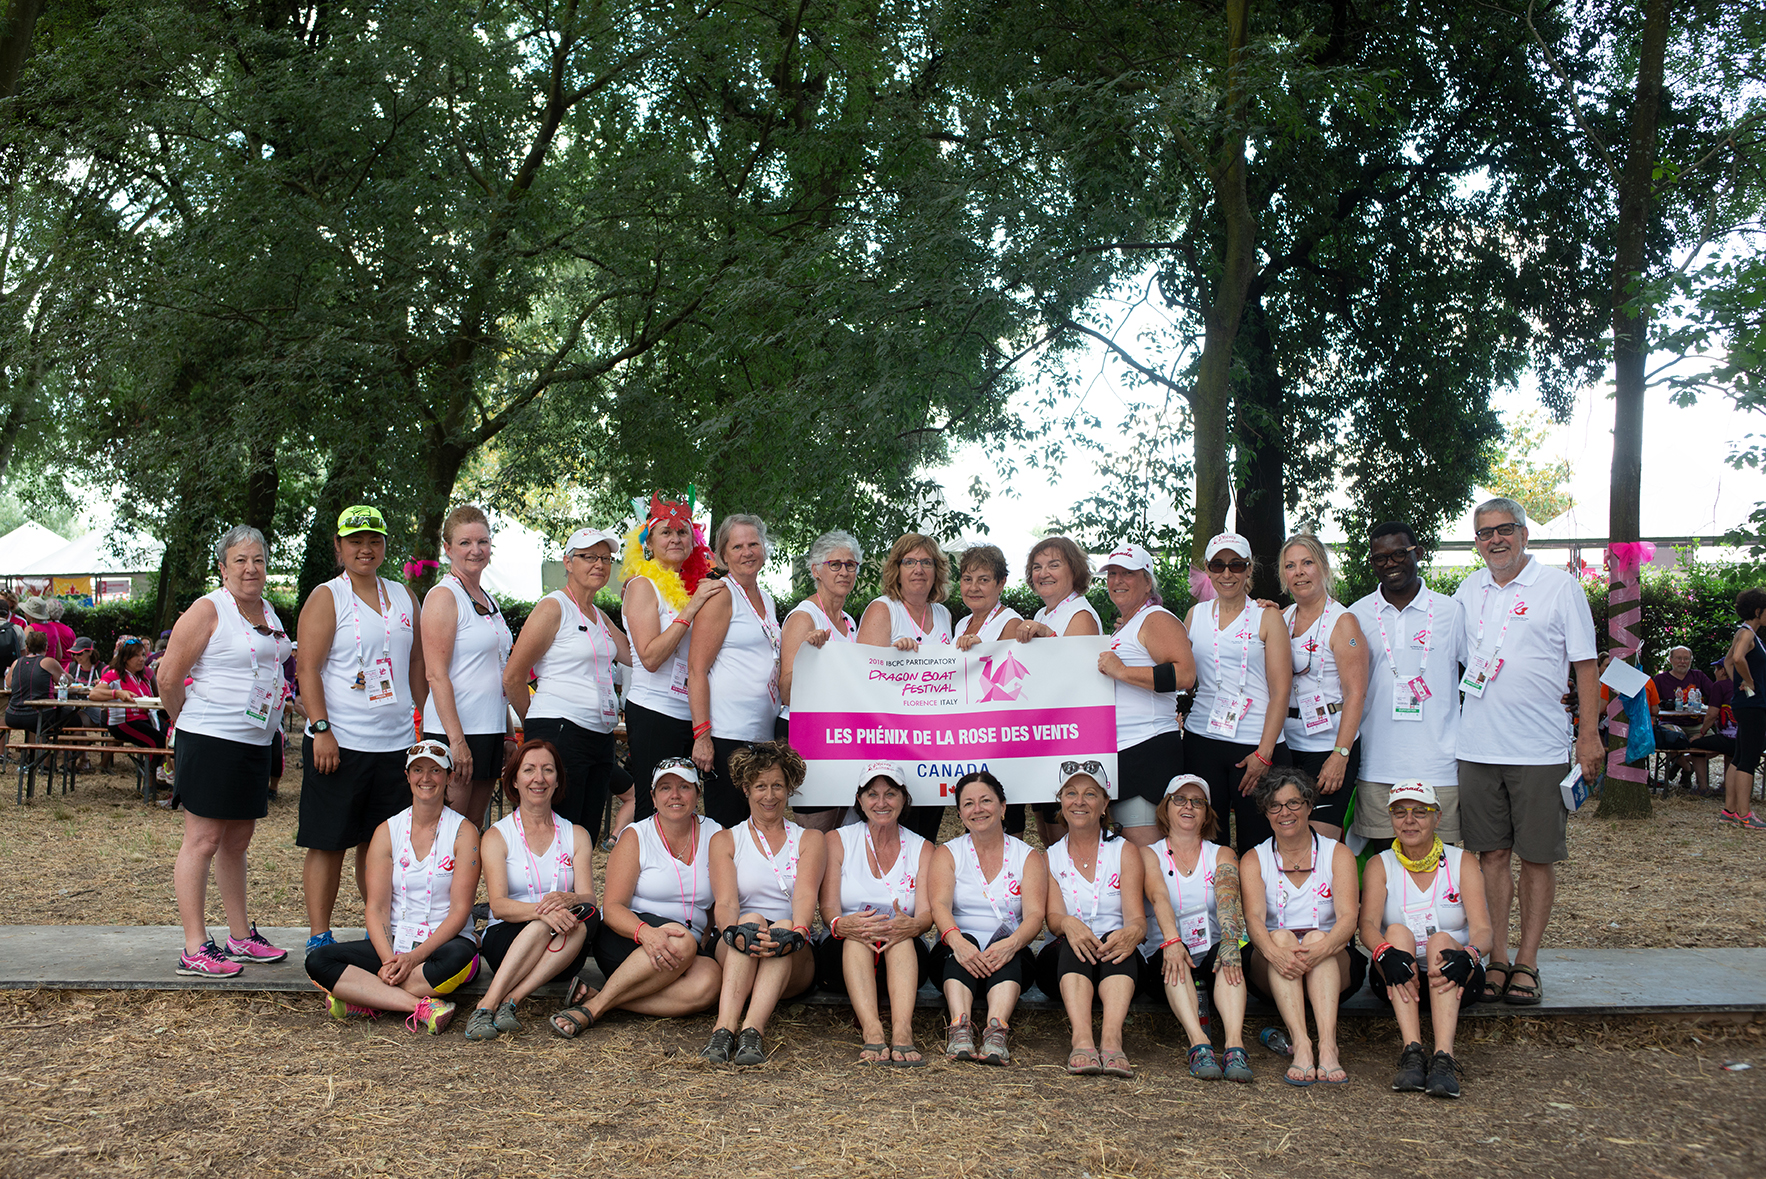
[1607,541,1656,576]
[1189,564,1217,603]
[402,559,440,580]
[1606,561,1646,780]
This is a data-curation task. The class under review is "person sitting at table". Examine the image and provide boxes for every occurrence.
[65,637,105,771]
[1357,781,1493,1099]
[93,636,169,785]
[4,628,68,738]
[1653,646,1717,790]
[1689,659,1738,779]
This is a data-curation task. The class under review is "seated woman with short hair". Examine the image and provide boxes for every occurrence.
[1357,781,1492,1099]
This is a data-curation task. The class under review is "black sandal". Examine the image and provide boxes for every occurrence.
[1482,961,1513,1002]
[548,1004,596,1038]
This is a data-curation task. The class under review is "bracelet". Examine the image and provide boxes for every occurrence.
[634,922,649,943]
[1466,944,1481,961]
[1373,941,1392,959]
[792,925,810,938]
[939,926,959,945]
[692,721,711,739]
[830,916,845,940]
[1252,749,1272,767]
[669,618,687,629]
[1159,936,1183,950]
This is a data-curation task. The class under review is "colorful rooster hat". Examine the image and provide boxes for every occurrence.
[622,487,715,611]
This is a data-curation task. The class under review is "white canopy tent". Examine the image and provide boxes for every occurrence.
[0,521,71,581]
[15,529,164,581]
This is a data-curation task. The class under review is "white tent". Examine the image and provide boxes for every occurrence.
[0,521,70,577]
[16,529,164,577]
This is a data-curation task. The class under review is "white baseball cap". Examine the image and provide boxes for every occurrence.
[1100,542,1154,573]
[1056,758,1112,794]
[564,527,620,556]
[1205,532,1252,562]
[1387,780,1439,809]
[406,739,453,771]
[857,761,906,789]
[1163,773,1209,799]
[651,757,700,788]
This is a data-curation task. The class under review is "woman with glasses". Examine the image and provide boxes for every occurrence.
[858,534,953,840]
[466,739,600,1041]
[1094,543,1194,846]
[1357,781,1491,1098]
[1139,774,1253,1082]
[1278,535,1368,838]
[1037,766,1145,1077]
[687,515,782,829]
[927,769,1046,1065]
[296,505,427,954]
[504,527,631,844]
[92,636,167,777]
[1183,533,1293,851]
[778,531,862,832]
[700,741,825,1065]
[622,493,726,834]
[817,762,935,1066]
[422,505,514,827]
[155,525,295,977]
[1240,766,1363,1086]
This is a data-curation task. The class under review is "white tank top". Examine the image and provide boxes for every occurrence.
[486,810,577,929]
[1035,593,1102,635]
[708,583,781,741]
[622,576,691,720]
[780,598,856,719]
[1139,839,1223,959]
[836,822,928,917]
[426,576,511,735]
[1282,600,1345,752]
[179,588,292,745]
[945,832,1033,945]
[1111,603,1181,748]
[731,819,805,921]
[629,816,720,931]
[959,604,1023,643]
[1047,834,1129,935]
[1184,600,1272,744]
[316,576,420,752]
[387,806,469,937]
[526,590,619,732]
[1376,846,1471,945]
[885,598,953,647]
[1254,834,1342,933]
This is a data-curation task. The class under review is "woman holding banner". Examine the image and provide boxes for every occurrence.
[953,546,1025,648]
[778,531,862,832]
[1015,535,1102,843]
[857,534,953,841]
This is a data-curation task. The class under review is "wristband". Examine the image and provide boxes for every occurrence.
[1373,941,1392,960]
[692,721,711,739]
[830,915,844,940]
[1252,749,1272,767]
[1152,662,1178,694]
[793,925,811,938]
[634,921,649,942]
[1466,944,1481,962]
[669,618,687,629]
[940,926,959,945]
[1159,936,1183,950]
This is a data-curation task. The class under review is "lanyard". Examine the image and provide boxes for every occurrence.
[1400,849,1454,917]
[1063,837,1107,926]
[656,817,702,928]
[1161,840,1204,925]
[1286,601,1334,686]
[900,599,937,644]
[964,835,1015,923]
[812,593,854,641]
[737,585,781,651]
[454,574,512,663]
[1274,834,1321,931]
[231,593,275,680]
[345,575,394,676]
[1042,590,1081,623]
[746,820,797,901]
[1377,591,1433,682]
[512,810,567,898]
[865,825,915,910]
[567,591,611,677]
[395,810,447,930]
[1111,599,1152,649]
[1211,599,1255,697]
[967,601,1007,639]
[1472,576,1522,655]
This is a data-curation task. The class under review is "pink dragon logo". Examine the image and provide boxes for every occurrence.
[978,651,1030,702]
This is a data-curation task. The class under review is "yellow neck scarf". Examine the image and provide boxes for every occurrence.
[1392,835,1444,873]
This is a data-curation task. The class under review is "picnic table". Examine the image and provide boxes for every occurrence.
[9,695,165,804]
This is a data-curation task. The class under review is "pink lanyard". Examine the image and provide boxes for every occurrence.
[1287,602,1334,685]
[747,820,797,900]
[1274,834,1321,930]
[967,602,1006,638]
[1062,838,1107,926]
[865,826,914,909]
[512,810,566,898]
[965,836,1015,922]
[1211,600,1255,697]
[1162,841,1202,925]
[396,811,446,928]
[1401,852,1453,914]
[812,594,854,641]
[656,817,701,928]
[1377,593,1433,683]
[346,576,394,677]
[1473,578,1521,655]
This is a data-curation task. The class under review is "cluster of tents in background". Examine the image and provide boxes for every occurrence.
[0,521,162,603]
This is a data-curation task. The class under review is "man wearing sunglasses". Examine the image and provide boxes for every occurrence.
[1450,497,1600,1008]
[1348,522,1468,848]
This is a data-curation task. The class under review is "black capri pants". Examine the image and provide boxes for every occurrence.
[481,918,593,984]
[1034,936,1142,1000]
[521,717,616,843]
[304,935,481,994]
[930,939,1035,995]
[1734,708,1766,775]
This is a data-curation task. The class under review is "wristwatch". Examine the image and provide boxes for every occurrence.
[311,719,331,735]
[1333,745,1351,758]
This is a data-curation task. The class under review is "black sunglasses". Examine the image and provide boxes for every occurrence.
[1207,559,1250,574]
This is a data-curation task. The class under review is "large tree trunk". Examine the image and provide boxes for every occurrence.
[1233,292,1286,601]
[242,436,280,554]
[1599,0,1668,821]
[411,441,470,596]
[297,442,374,606]
[1188,0,1258,566]
[0,0,45,99]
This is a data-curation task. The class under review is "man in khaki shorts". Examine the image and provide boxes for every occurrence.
[1350,522,1468,845]
[1452,498,1603,1008]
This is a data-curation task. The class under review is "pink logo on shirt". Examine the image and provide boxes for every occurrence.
[438,856,455,872]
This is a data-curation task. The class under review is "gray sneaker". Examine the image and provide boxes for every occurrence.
[977,1019,1010,1066]
[732,1027,766,1066]
[493,1001,522,1034]
[701,1027,735,1064]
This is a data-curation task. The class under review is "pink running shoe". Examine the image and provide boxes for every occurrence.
[1721,809,1742,826]
[1740,811,1766,831]
[406,997,457,1035]
[225,923,289,963]
[177,941,243,978]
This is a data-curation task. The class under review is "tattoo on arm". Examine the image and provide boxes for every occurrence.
[1214,862,1246,967]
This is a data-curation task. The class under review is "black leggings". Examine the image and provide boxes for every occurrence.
[1034,936,1141,1000]
[304,935,481,994]
[931,941,1035,995]
[626,700,693,822]
[1184,731,1290,852]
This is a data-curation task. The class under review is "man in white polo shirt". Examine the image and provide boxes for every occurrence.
[1453,497,1602,1008]
[1349,521,1468,844]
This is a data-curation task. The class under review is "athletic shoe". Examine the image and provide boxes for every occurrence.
[700,1027,735,1063]
[1392,1041,1428,1092]
[978,1019,1011,1066]
[463,1007,500,1041]
[406,997,456,1035]
[1221,1046,1254,1083]
[225,924,289,963]
[733,1027,766,1066]
[1187,1044,1223,1080]
[176,941,243,978]
[305,930,336,953]
[325,993,379,1022]
[1425,1050,1463,1099]
[1720,809,1741,826]
[1740,811,1766,831]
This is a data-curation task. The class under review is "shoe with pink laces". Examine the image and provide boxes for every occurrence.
[225,924,289,963]
[406,997,457,1035]
[176,941,243,978]
[1739,811,1766,831]
[326,992,380,1022]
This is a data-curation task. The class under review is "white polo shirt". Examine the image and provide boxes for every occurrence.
[1453,556,1598,765]
[1349,581,1466,787]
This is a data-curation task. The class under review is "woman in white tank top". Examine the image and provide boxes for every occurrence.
[1138,775,1253,1081]
[1014,536,1103,845]
[1239,767,1363,1086]
[305,743,483,1032]
[952,546,1026,649]
[777,531,863,833]
[688,515,783,829]
[421,505,513,828]
[1356,782,1492,1098]
[465,739,599,1042]
[701,742,826,1065]
[1095,542,1194,844]
[927,771,1046,1065]
[1277,535,1369,839]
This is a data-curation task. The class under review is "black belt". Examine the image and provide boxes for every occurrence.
[1287,702,1344,718]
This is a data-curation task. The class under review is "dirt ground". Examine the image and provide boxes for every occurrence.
[2,765,1763,1178]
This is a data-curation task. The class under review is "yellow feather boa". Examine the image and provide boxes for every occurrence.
[622,531,690,612]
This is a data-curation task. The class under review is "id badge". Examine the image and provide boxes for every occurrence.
[1207,694,1252,738]
[598,674,618,725]
[243,678,276,727]
[1298,690,1332,734]
[366,655,399,708]
[1407,675,1433,702]
[1392,681,1422,722]
[1459,653,1502,698]
[669,653,689,696]
[1181,915,1209,952]
[1403,908,1437,943]
[393,922,428,954]
[989,919,1017,946]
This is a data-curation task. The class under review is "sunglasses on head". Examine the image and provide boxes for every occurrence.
[1060,759,1105,778]
[1207,558,1250,574]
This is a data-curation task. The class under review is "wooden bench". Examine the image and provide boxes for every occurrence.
[13,734,162,803]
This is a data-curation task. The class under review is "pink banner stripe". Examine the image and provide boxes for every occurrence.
[790,706,1118,761]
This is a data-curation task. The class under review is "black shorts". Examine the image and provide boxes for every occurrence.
[1183,731,1292,852]
[591,911,716,978]
[812,932,930,994]
[1136,939,1228,1001]
[175,729,273,822]
[1034,936,1142,999]
[931,940,1034,994]
[422,731,508,782]
[480,919,592,983]
[520,717,616,841]
[1118,728,1184,805]
[626,700,693,821]
[1734,708,1765,775]
[1369,957,1485,1011]
[1288,741,1361,829]
[1245,939,1368,1006]
[304,935,481,995]
[296,741,409,851]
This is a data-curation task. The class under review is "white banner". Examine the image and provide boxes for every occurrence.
[787,636,1118,806]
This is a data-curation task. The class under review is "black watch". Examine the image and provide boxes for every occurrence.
[311,719,331,735]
